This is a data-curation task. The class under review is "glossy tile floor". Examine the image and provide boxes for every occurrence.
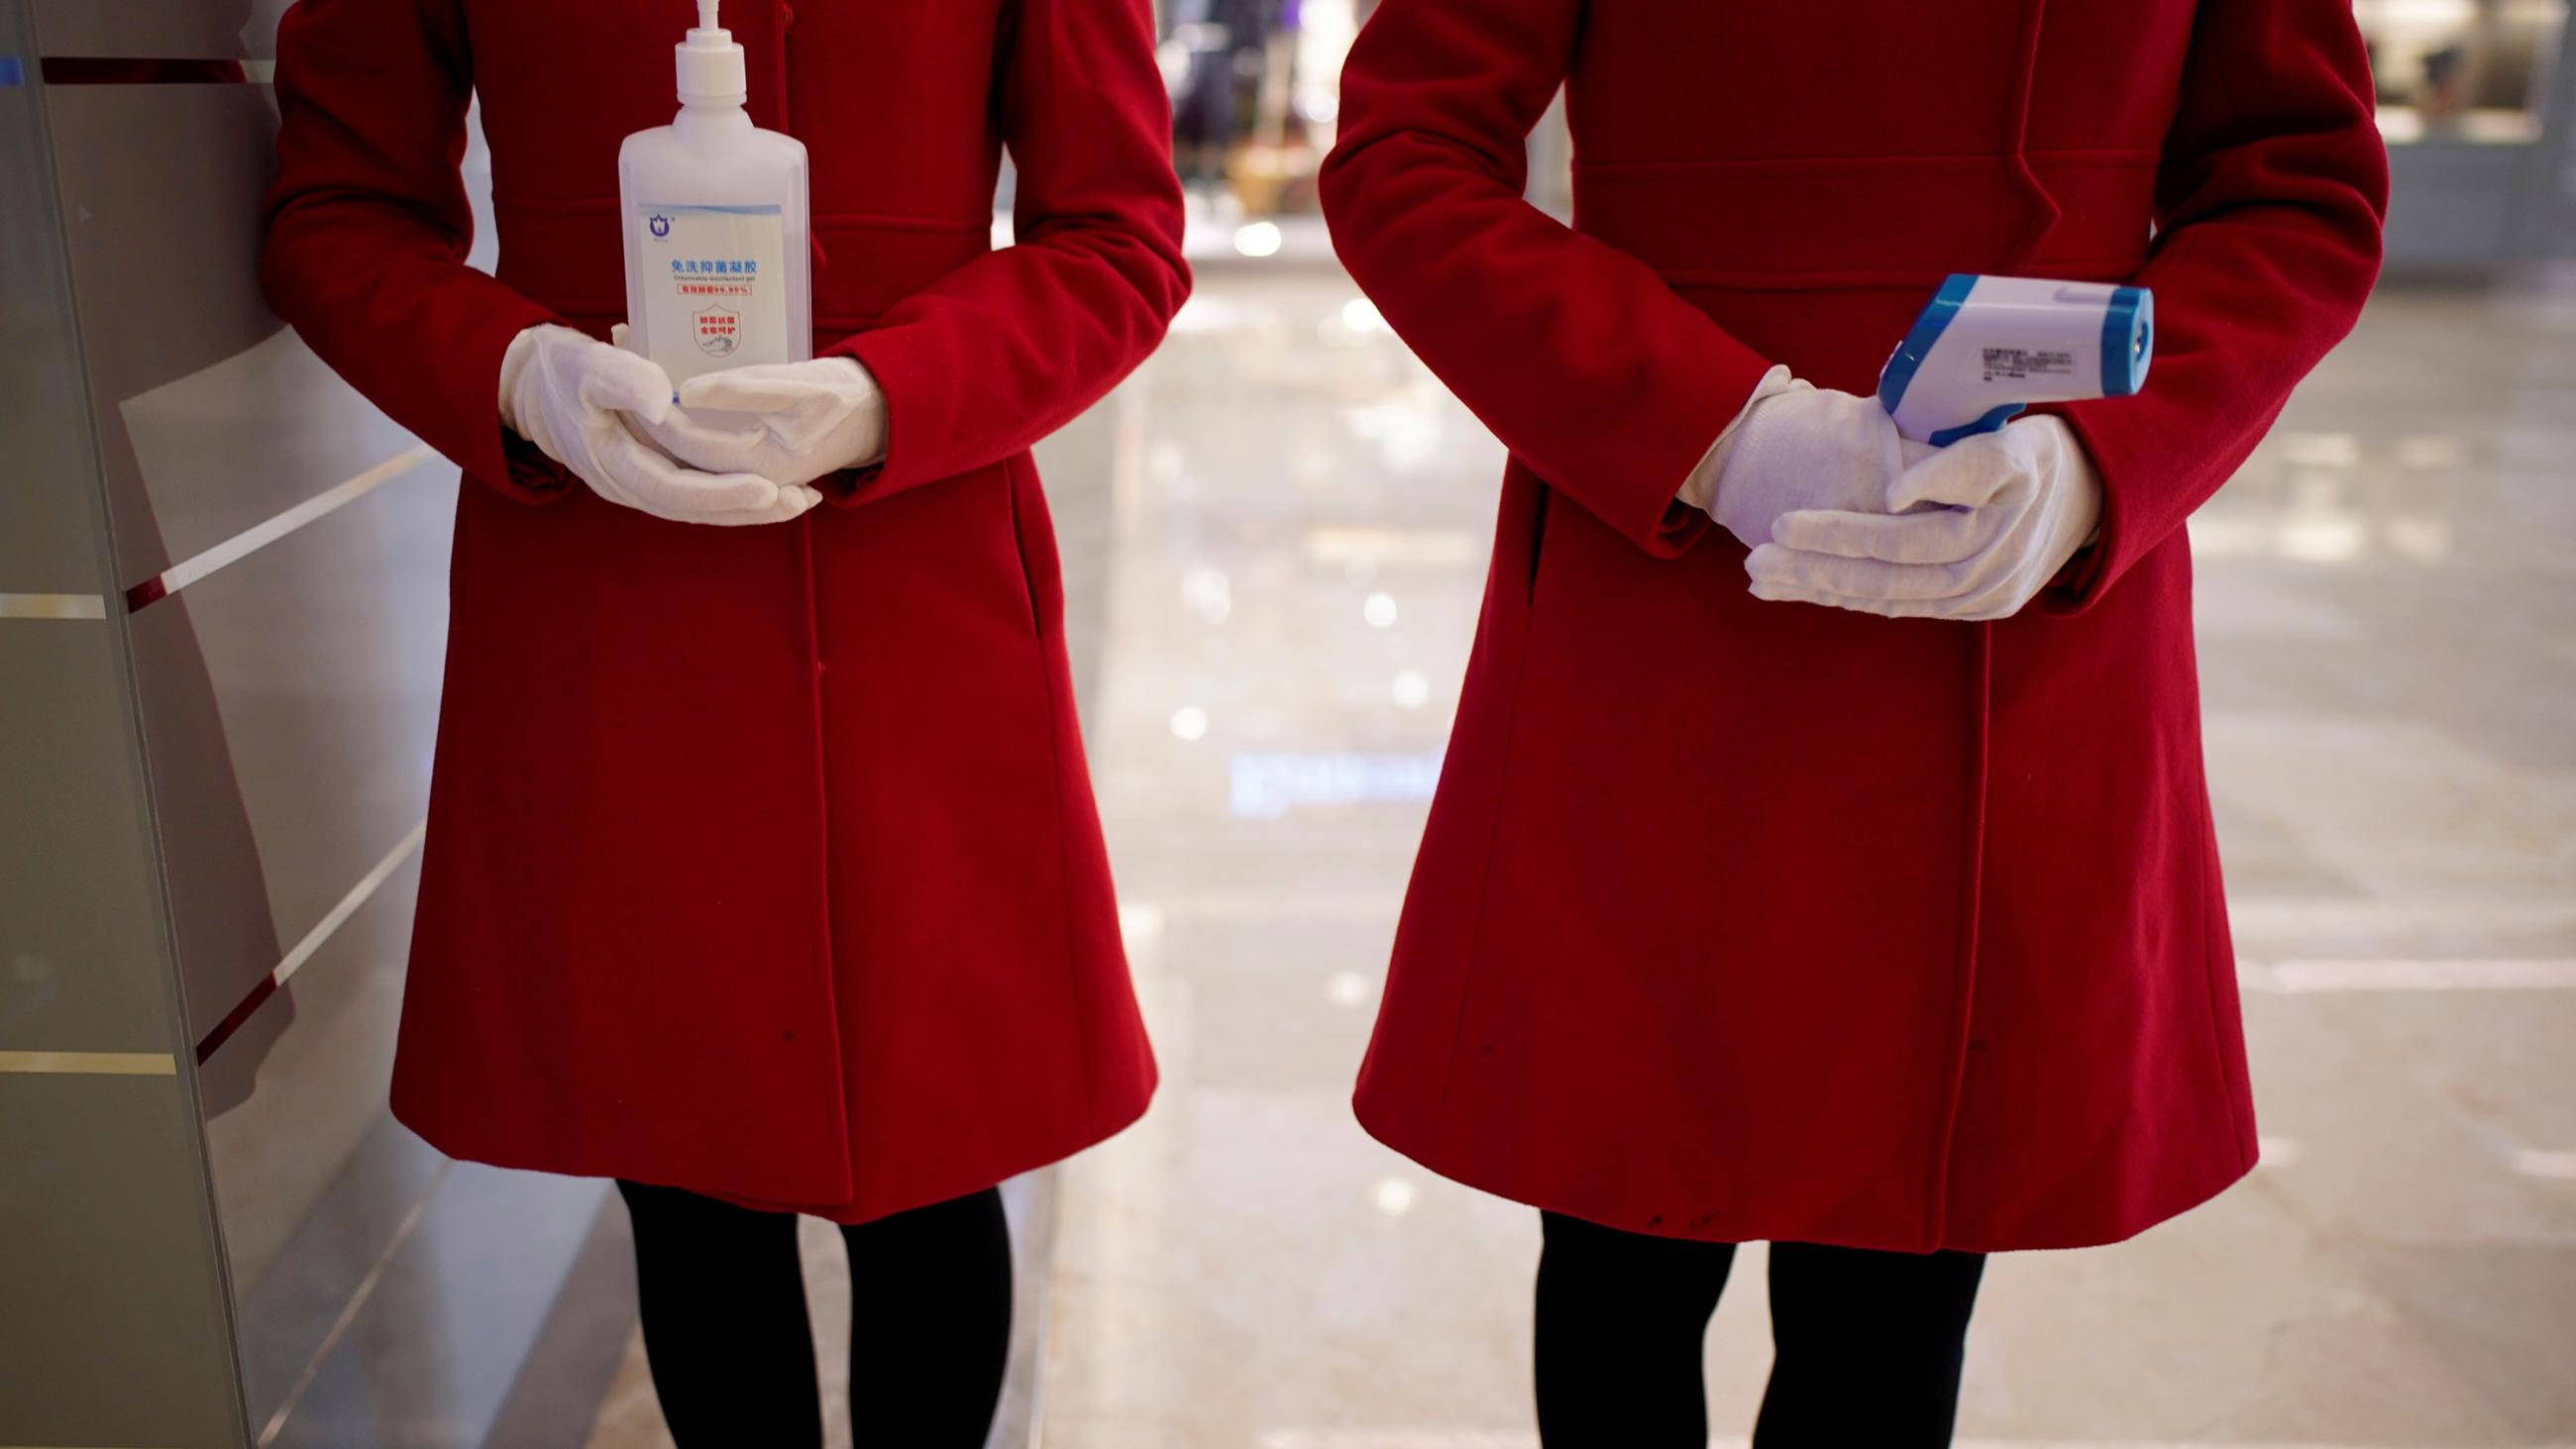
[578,265,2576,1447]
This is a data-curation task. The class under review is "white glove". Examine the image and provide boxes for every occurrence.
[1744,416,2103,621]
[1682,366,1940,552]
[497,325,821,526]
[631,354,890,490]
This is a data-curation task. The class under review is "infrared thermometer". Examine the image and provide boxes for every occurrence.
[1878,274,2153,445]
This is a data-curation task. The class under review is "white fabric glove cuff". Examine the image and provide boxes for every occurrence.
[497,326,538,435]
[1676,364,1803,513]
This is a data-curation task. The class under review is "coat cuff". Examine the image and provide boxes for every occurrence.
[813,461,887,508]
[2025,401,2124,616]
[461,305,580,504]
[1676,364,1800,515]
[818,325,935,499]
[499,429,579,499]
[1613,344,1774,561]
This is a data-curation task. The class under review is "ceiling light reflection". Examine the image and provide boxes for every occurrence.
[1181,565,1234,624]
[2278,431,2361,467]
[1229,750,1444,820]
[2511,1148,2576,1180]
[2396,433,2469,469]
[1119,902,1166,945]
[1306,527,1483,568]
[1341,399,1447,472]
[1372,1177,1417,1216]
[2279,515,2368,564]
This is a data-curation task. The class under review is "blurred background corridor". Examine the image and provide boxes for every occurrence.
[5,0,2575,1445]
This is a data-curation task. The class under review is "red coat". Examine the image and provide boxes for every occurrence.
[262,0,1187,1223]
[1324,0,2385,1251]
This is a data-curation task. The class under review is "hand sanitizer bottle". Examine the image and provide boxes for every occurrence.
[620,0,811,388]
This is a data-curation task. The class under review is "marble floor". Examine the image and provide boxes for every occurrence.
[579,265,2576,1447]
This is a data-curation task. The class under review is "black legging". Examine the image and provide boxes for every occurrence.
[616,1179,1012,1448]
[1535,1211,1986,1449]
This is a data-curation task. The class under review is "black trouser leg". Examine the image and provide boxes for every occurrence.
[616,1179,822,1448]
[1753,1240,1987,1449]
[1534,1210,1738,1448]
[840,1186,1014,1449]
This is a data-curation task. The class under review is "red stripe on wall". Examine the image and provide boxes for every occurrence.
[40,58,252,84]
[196,971,280,1065]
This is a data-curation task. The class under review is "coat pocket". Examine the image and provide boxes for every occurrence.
[1000,456,1046,639]
[1525,483,1555,603]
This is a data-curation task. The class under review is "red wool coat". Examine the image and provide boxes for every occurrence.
[1325,0,2386,1251]
[263,0,1187,1222]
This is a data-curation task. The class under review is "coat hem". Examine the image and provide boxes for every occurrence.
[395,1078,1155,1229]
[1354,1088,2261,1255]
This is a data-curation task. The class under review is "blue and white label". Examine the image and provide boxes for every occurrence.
[637,202,788,383]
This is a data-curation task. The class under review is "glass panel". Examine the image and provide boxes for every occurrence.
[0,3,249,1442]
[2359,0,2570,143]
[1164,0,1364,263]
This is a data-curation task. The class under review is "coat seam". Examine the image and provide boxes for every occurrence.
[1919,622,1994,1250]
[1010,452,1101,1132]
[1424,491,1547,1160]
[1570,148,2161,176]
[1657,261,2144,292]
[797,512,859,1199]
[2194,759,2253,1168]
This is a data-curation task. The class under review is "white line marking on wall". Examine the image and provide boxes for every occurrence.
[272,820,428,990]
[255,1162,453,1447]
[0,1051,177,1076]
[2511,1148,2576,1181]
[0,592,107,619]
[138,444,437,604]
[2244,959,2576,992]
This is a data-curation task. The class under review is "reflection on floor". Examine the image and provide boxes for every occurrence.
[575,266,2576,1445]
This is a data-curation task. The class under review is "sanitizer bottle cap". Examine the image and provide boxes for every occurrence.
[676,0,747,107]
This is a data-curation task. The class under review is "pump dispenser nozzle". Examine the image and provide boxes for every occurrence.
[675,0,746,107]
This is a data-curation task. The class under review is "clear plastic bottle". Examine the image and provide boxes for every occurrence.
[619,0,811,388]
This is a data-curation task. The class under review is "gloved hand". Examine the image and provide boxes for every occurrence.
[499,325,821,525]
[1744,416,2103,621]
[1682,367,1940,552]
[623,344,891,490]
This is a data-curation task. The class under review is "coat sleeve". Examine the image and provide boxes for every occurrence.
[1318,0,1774,559]
[2040,0,2388,612]
[262,0,575,503]
[820,0,1190,502]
